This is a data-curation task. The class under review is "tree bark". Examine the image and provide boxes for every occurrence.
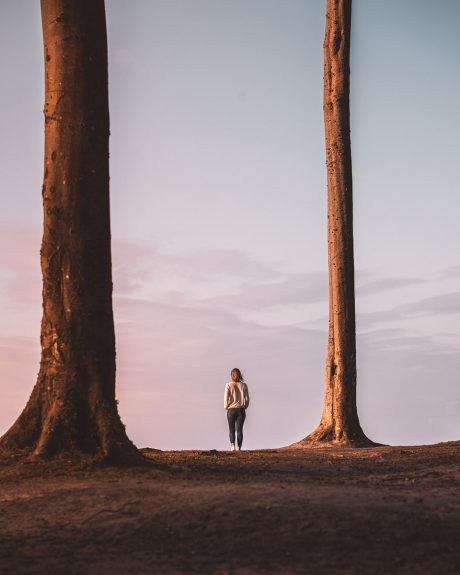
[0,0,142,463]
[293,0,373,447]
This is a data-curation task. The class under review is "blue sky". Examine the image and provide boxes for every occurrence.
[0,1,459,449]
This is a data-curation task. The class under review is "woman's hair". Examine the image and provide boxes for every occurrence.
[231,368,244,382]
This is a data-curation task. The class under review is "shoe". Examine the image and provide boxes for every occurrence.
[236,446,241,451]
[230,444,235,451]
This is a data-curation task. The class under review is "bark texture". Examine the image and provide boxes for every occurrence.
[0,0,141,463]
[294,0,372,447]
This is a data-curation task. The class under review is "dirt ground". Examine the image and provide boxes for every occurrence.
[0,442,459,575]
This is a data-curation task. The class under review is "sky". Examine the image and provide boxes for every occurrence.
[0,0,459,450]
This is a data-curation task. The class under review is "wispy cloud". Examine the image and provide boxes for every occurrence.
[202,272,327,311]
[112,239,284,299]
[356,275,420,296]
[440,266,460,279]
[358,291,460,331]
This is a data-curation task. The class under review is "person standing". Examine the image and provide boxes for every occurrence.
[224,368,250,451]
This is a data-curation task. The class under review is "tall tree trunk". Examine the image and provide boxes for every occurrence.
[294,0,372,447]
[0,0,141,463]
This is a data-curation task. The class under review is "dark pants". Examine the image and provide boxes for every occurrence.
[227,408,246,448]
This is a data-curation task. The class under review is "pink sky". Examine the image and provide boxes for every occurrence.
[0,1,459,449]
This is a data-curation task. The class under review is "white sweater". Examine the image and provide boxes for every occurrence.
[224,381,250,409]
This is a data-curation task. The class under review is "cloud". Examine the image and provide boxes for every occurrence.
[404,292,460,316]
[201,271,422,317]
[356,274,420,296]
[440,266,460,279]
[358,291,460,330]
[203,271,327,311]
[0,227,424,324]
[112,239,285,300]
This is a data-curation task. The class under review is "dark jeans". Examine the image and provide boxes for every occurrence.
[227,408,246,448]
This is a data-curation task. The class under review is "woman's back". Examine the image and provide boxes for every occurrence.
[224,380,250,409]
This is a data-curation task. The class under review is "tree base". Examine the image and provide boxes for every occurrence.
[289,423,380,449]
[0,390,147,467]
[0,440,147,467]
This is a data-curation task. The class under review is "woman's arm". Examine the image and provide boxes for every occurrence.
[224,384,229,409]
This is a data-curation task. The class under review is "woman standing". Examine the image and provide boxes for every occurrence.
[224,368,250,451]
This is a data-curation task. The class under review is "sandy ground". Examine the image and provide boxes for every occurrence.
[0,442,459,574]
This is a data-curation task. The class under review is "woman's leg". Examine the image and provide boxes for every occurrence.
[227,409,237,446]
[236,408,246,448]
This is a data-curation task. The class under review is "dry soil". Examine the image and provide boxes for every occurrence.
[1,442,459,574]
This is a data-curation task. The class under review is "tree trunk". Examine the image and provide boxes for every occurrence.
[0,0,142,463]
[293,0,373,447]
